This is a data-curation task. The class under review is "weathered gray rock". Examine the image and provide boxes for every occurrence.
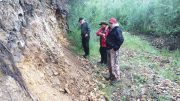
[0,0,69,100]
[0,76,32,101]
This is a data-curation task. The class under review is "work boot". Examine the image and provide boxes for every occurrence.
[97,61,103,64]
[105,76,111,81]
[104,76,114,81]
[103,62,107,65]
[83,54,87,58]
[110,79,120,86]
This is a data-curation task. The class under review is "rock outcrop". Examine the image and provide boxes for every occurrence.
[0,0,84,101]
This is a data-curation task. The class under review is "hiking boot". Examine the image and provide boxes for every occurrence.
[105,77,111,81]
[102,62,107,66]
[103,61,107,64]
[104,76,114,81]
[110,79,120,86]
[97,61,103,64]
[83,54,87,58]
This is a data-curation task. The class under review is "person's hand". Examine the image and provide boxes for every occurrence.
[99,32,104,37]
[105,26,108,30]
[102,34,106,38]
[85,34,88,37]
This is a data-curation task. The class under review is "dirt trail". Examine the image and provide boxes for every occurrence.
[13,34,104,101]
[59,46,100,100]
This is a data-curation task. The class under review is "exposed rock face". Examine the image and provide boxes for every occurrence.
[0,0,73,100]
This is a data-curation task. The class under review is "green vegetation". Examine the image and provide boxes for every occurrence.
[69,0,180,36]
[68,0,179,79]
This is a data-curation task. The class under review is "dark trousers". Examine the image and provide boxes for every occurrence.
[82,37,89,56]
[99,47,107,64]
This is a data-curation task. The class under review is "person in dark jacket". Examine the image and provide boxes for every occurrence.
[96,21,110,64]
[79,18,90,58]
[106,18,124,83]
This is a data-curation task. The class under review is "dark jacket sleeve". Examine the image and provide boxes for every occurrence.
[86,23,90,34]
[81,22,90,37]
[113,28,124,51]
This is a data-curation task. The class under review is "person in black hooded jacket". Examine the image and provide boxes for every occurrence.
[79,18,90,58]
[106,18,124,83]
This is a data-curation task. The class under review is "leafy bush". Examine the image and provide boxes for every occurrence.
[68,0,180,36]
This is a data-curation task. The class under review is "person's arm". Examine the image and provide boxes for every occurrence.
[113,28,124,51]
[87,23,90,34]
[96,28,104,36]
[82,24,87,35]
[105,26,110,37]
[84,23,90,37]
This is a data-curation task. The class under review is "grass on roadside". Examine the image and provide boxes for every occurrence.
[66,29,180,100]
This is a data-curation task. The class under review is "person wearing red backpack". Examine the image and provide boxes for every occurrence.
[96,21,110,64]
